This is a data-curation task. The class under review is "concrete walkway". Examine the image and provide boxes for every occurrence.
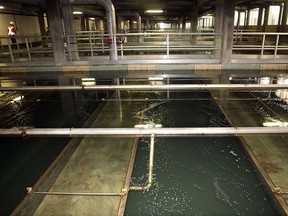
[34,100,140,215]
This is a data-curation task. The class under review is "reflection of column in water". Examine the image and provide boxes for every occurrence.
[276,76,288,102]
[58,77,76,120]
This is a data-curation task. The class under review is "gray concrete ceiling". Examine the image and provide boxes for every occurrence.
[0,0,285,20]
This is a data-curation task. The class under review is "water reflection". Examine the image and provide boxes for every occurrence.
[126,98,277,215]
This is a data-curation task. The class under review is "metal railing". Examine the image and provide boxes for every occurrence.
[233,32,288,59]
[1,32,288,63]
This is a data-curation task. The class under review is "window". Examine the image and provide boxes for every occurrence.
[248,8,259,25]
[268,5,280,25]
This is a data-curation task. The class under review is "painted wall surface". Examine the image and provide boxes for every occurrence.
[0,13,41,45]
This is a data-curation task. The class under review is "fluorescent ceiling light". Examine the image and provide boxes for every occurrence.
[148,77,164,81]
[89,17,95,20]
[146,10,163,13]
[73,11,83,15]
[0,6,4,9]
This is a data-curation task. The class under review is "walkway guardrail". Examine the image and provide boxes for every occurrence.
[233,32,288,60]
[1,32,288,63]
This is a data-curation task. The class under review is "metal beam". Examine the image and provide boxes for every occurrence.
[0,127,287,137]
[1,84,288,91]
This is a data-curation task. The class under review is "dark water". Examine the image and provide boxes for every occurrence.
[0,90,101,215]
[125,98,278,215]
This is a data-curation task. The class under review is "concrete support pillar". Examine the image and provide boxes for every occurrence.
[58,77,75,120]
[245,9,250,29]
[182,17,186,32]
[263,6,270,32]
[85,18,90,31]
[281,0,288,32]
[215,0,236,63]
[236,10,241,31]
[38,10,46,36]
[257,7,263,31]
[62,1,79,61]
[146,19,150,30]
[129,18,134,32]
[190,1,198,44]
[214,0,224,59]
[116,16,122,32]
[96,19,103,32]
[81,16,85,31]
[46,0,66,66]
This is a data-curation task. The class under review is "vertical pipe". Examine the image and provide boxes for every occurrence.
[95,0,118,60]
[129,134,155,191]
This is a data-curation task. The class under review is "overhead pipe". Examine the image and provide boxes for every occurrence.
[1,127,288,137]
[1,84,288,91]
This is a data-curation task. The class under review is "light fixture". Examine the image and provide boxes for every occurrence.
[145,9,163,13]
[81,78,95,86]
[148,77,164,81]
[89,17,95,20]
[0,6,4,9]
[73,11,83,15]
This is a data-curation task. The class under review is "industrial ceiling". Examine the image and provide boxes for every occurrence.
[0,0,285,21]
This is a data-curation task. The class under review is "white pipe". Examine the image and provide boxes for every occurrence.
[27,190,122,196]
[1,84,288,91]
[1,127,288,137]
[130,134,155,191]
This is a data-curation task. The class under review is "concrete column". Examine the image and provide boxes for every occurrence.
[62,1,79,61]
[146,19,150,30]
[96,19,103,32]
[129,18,134,32]
[263,6,270,32]
[58,77,75,120]
[214,0,224,59]
[182,17,186,32]
[245,9,250,29]
[38,10,46,36]
[257,7,263,31]
[215,0,236,63]
[236,10,241,31]
[38,10,47,47]
[46,0,66,66]
[85,17,90,31]
[81,16,85,31]
[281,0,288,32]
[190,1,198,44]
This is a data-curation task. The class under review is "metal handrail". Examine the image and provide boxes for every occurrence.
[1,84,288,91]
[1,127,288,137]
[2,31,288,63]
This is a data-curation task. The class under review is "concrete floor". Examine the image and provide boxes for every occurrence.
[34,100,140,216]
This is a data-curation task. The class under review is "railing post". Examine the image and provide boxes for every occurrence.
[274,34,279,60]
[166,34,170,58]
[261,34,265,58]
[67,35,72,61]
[8,39,15,63]
[25,38,32,61]
[89,35,93,58]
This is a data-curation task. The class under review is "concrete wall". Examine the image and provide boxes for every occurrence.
[0,13,41,45]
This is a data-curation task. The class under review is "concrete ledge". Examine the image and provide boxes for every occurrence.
[0,64,287,76]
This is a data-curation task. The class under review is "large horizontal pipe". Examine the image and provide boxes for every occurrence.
[0,84,288,91]
[0,127,287,137]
